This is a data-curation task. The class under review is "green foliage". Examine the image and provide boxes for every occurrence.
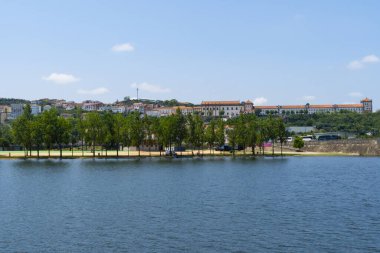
[293,136,305,150]
[285,111,380,136]
[215,119,225,147]
[0,124,13,148]
[205,119,217,152]
[0,98,29,105]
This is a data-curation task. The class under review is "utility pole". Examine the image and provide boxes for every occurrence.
[137,88,139,102]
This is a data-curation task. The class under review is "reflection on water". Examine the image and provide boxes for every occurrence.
[11,159,71,169]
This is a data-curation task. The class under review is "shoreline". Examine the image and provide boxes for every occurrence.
[0,150,371,160]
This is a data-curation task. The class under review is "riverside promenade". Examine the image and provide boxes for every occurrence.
[0,148,360,159]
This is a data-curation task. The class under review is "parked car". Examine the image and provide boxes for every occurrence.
[215,145,232,151]
[286,137,293,142]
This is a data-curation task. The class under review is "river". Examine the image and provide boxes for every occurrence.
[1,157,379,252]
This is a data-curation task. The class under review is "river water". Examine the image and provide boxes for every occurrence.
[0,157,379,252]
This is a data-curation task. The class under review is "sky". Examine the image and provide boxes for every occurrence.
[0,0,379,109]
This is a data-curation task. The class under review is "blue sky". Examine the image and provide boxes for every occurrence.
[0,0,379,109]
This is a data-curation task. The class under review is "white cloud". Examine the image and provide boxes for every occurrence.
[253,97,268,105]
[362,54,379,63]
[77,87,109,95]
[112,43,134,52]
[347,54,379,70]
[303,95,316,101]
[347,60,363,70]
[348,92,363,97]
[43,73,79,84]
[130,82,171,93]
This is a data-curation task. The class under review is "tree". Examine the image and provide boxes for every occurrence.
[12,104,33,156]
[55,116,70,159]
[69,117,80,157]
[84,112,102,157]
[215,119,225,153]
[143,115,154,156]
[257,119,271,155]
[205,119,217,154]
[160,115,176,155]
[246,114,258,156]
[235,115,248,154]
[151,117,163,156]
[293,136,304,151]
[41,109,59,157]
[186,114,196,155]
[121,115,132,156]
[226,126,238,156]
[31,115,44,158]
[277,118,287,156]
[193,114,205,154]
[102,112,116,157]
[130,112,144,157]
[113,113,125,157]
[173,108,187,153]
[266,116,278,156]
[0,125,13,150]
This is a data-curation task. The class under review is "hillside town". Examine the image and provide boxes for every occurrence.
[0,97,373,124]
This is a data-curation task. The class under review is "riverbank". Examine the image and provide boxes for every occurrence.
[0,149,362,159]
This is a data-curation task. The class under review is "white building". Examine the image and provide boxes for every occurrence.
[31,104,42,115]
[10,104,24,119]
[255,98,373,115]
[111,105,126,113]
[201,101,243,117]
[82,101,103,111]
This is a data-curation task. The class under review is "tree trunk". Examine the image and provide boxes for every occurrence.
[116,144,119,157]
[59,145,63,159]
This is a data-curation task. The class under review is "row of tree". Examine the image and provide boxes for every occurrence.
[5,105,288,158]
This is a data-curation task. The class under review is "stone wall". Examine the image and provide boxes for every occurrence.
[292,139,380,156]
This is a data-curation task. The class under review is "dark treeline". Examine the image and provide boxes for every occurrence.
[284,111,380,135]
[1,105,288,158]
[0,98,29,105]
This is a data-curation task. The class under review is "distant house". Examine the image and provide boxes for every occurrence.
[10,104,24,119]
[81,101,103,111]
[43,105,52,111]
[31,104,42,115]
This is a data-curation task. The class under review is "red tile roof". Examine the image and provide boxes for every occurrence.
[337,104,363,108]
[361,98,372,102]
[201,101,241,106]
